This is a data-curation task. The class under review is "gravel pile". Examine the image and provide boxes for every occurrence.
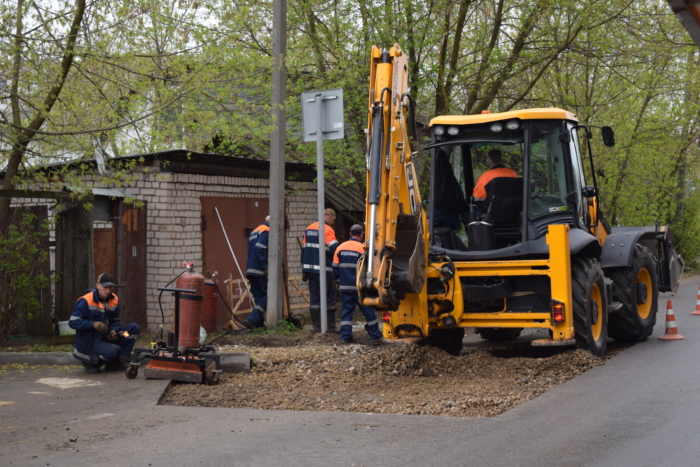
[162,336,618,417]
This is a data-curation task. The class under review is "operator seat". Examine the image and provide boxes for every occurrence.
[483,177,523,243]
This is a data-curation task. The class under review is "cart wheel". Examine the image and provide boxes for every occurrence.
[206,372,220,385]
[126,366,138,379]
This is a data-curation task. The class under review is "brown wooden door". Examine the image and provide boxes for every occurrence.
[115,201,147,328]
[201,197,271,327]
[94,228,116,277]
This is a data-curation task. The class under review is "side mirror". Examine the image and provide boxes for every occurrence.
[583,185,597,197]
[601,126,615,147]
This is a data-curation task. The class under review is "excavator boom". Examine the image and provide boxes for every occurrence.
[358,45,428,311]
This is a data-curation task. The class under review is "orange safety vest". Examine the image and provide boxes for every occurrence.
[473,166,518,200]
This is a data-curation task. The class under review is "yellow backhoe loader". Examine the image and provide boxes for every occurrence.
[358,44,683,356]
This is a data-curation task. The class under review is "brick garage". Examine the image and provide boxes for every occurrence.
[4,150,366,334]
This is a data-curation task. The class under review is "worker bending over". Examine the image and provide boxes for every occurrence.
[244,216,270,329]
[333,224,382,344]
[302,208,339,332]
[69,273,140,373]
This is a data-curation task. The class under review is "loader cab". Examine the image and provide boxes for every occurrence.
[427,109,589,253]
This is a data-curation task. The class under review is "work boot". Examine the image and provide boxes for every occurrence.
[242,319,255,330]
[328,308,338,333]
[104,360,129,371]
[310,306,321,333]
[81,362,100,373]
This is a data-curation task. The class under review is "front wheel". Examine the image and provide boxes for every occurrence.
[427,328,465,356]
[607,245,659,342]
[572,257,608,357]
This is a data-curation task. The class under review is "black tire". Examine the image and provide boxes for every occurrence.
[477,328,523,341]
[126,366,138,379]
[428,328,465,356]
[572,256,608,357]
[607,245,659,342]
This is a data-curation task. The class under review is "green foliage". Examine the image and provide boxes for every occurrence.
[0,212,51,340]
[27,344,75,353]
[1,0,699,260]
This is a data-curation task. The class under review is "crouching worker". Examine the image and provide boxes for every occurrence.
[69,273,140,373]
[332,224,382,344]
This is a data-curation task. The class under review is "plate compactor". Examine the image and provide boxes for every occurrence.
[126,285,223,385]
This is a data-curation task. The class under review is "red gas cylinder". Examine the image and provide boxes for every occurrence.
[173,268,205,348]
[202,279,219,333]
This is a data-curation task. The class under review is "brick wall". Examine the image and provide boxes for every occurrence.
[10,167,323,333]
[117,170,319,332]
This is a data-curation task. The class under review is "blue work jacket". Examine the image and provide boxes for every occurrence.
[332,238,364,291]
[68,289,121,364]
[246,222,270,277]
[301,221,339,274]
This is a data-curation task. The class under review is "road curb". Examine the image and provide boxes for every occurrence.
[0,352,77,366]
[0,351,250,372]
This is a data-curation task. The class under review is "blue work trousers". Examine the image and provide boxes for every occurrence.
[340,291,381,341]
[96,323,140,364]
[308,272,336,310]
[247,275,267,326]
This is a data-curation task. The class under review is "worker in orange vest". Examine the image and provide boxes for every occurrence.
[332,224,382,344]
[472,149,518,201]
[69,273,140,373]
[301,208,339,332]
[244,216,270,329]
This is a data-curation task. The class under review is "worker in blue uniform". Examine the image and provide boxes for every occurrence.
[244,216,270,329]
[332,224,382,344]
[69,273,140,373]
[301,208,339,332]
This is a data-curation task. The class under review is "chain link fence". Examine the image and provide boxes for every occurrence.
[1,196,94,340]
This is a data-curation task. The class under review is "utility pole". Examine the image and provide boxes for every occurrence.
[268,0,287,327]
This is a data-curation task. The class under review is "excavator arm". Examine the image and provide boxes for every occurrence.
[357,44,428,311]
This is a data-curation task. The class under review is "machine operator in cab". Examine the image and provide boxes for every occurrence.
[473,149,518,201]
[69,273,140,373]
[301,208,339,332]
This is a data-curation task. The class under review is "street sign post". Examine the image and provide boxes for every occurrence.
[300,89,344,334]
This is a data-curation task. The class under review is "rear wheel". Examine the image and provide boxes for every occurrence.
[572,257,608,357]
[477,328,523,341]
[428,328,465,356]
[607,245,658,342]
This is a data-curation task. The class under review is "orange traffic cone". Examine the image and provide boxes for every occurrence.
[692,285,700,315]
[659,300,684,340]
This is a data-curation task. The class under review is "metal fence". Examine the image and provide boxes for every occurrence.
[1,197,94,339]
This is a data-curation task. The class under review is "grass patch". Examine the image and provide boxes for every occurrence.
[253,320,303,336]
[28,343,74,353]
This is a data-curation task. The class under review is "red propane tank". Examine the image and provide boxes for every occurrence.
[173,270,205,348]
[202,279,219,333]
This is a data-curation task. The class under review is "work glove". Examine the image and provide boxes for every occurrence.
[301,272,308,282]
[263,269,268,276]
[93,321,109,334]
[107,330,117,341]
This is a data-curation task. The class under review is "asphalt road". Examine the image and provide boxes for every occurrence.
[2,276,699,467]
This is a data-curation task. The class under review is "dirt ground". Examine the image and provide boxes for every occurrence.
[162,327,631,417]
